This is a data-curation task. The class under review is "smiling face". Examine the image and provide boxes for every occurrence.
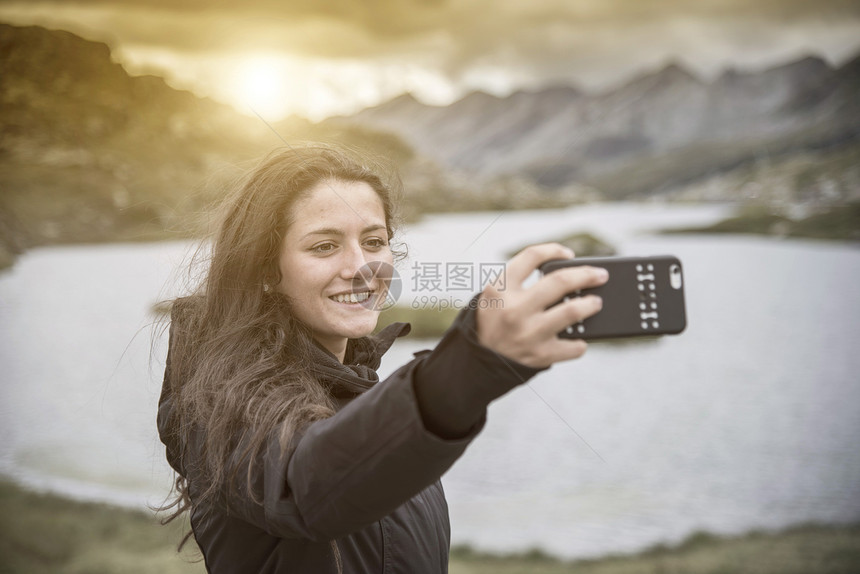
[276,178,394,362]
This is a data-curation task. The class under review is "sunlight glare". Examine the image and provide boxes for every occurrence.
[232,56,294,120]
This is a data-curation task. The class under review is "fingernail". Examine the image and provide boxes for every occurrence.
[597,268,609,280]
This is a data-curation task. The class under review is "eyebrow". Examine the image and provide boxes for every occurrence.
[301,224,387,240]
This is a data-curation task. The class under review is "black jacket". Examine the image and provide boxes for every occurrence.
[158,298,544,573]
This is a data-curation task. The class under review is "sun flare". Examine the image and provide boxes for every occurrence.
[231,56,295,120]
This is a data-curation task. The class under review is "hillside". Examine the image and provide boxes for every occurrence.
[1,25,256,246]
[0,23,423,267]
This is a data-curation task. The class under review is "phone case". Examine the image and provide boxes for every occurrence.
[539,255,687,340]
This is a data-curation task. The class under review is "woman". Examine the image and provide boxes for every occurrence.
[157,143,608,573]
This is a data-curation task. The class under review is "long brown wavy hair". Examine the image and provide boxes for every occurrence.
[158,143,405,564]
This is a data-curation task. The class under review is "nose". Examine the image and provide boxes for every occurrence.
[338,241,370,280]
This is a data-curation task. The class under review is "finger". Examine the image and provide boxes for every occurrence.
[524,265,609,313]
[501,243,575,289]
[533,294,603,339]
[518,337,590,368]
[545,338,590,363]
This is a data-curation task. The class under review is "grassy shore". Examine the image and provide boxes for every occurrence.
[449,525,860,574]
[0,479,204,574]
[2,480,860,574]
[660,201,860,241]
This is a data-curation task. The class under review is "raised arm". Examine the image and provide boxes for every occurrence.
[413,243,608,438]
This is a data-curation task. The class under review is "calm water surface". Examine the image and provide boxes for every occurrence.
[1,203,859,559]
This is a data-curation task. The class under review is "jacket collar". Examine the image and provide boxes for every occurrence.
[308,322,411,398]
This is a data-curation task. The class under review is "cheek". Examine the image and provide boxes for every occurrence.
[278,253,332,299]
[278,252,309,296]
[382,247,395,265]
[372,244,395,267]
[277,253,295,288]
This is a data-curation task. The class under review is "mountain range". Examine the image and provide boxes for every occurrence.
[1,21,858,266]
[342,53,860,198]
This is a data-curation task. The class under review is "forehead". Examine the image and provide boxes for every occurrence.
[287,179,386,234]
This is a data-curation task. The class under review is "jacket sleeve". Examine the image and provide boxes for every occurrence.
[165,298,547,542]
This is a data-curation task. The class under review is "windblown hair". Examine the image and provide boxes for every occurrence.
[158,144,404,559]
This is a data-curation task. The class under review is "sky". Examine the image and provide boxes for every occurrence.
[2,0,860,120]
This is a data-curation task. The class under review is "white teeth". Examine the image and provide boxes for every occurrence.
[331,292,371,304]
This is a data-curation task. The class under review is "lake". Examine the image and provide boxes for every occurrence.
[1,202,859,560]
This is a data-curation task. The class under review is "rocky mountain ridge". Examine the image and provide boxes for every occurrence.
[343,53,860,197]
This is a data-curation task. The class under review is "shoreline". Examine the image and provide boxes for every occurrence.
[0,464,171,511]
[2,477,859,574]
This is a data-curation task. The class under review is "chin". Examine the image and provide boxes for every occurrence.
[334,314,380,340]
[347,319,380,339]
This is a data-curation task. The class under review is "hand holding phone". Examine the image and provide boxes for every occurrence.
[475,244,609,367]
[539,255,687,340]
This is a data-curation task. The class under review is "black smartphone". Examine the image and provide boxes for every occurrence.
[539,255,687,340]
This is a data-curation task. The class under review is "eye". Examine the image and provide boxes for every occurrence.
[364,237,389,250]
[310,241,337,254]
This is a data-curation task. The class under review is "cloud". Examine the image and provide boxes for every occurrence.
[4,0,860,54]
[2,0,859,117]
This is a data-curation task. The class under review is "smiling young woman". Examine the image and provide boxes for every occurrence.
[157,143,608,573]
[275,178,394,362]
